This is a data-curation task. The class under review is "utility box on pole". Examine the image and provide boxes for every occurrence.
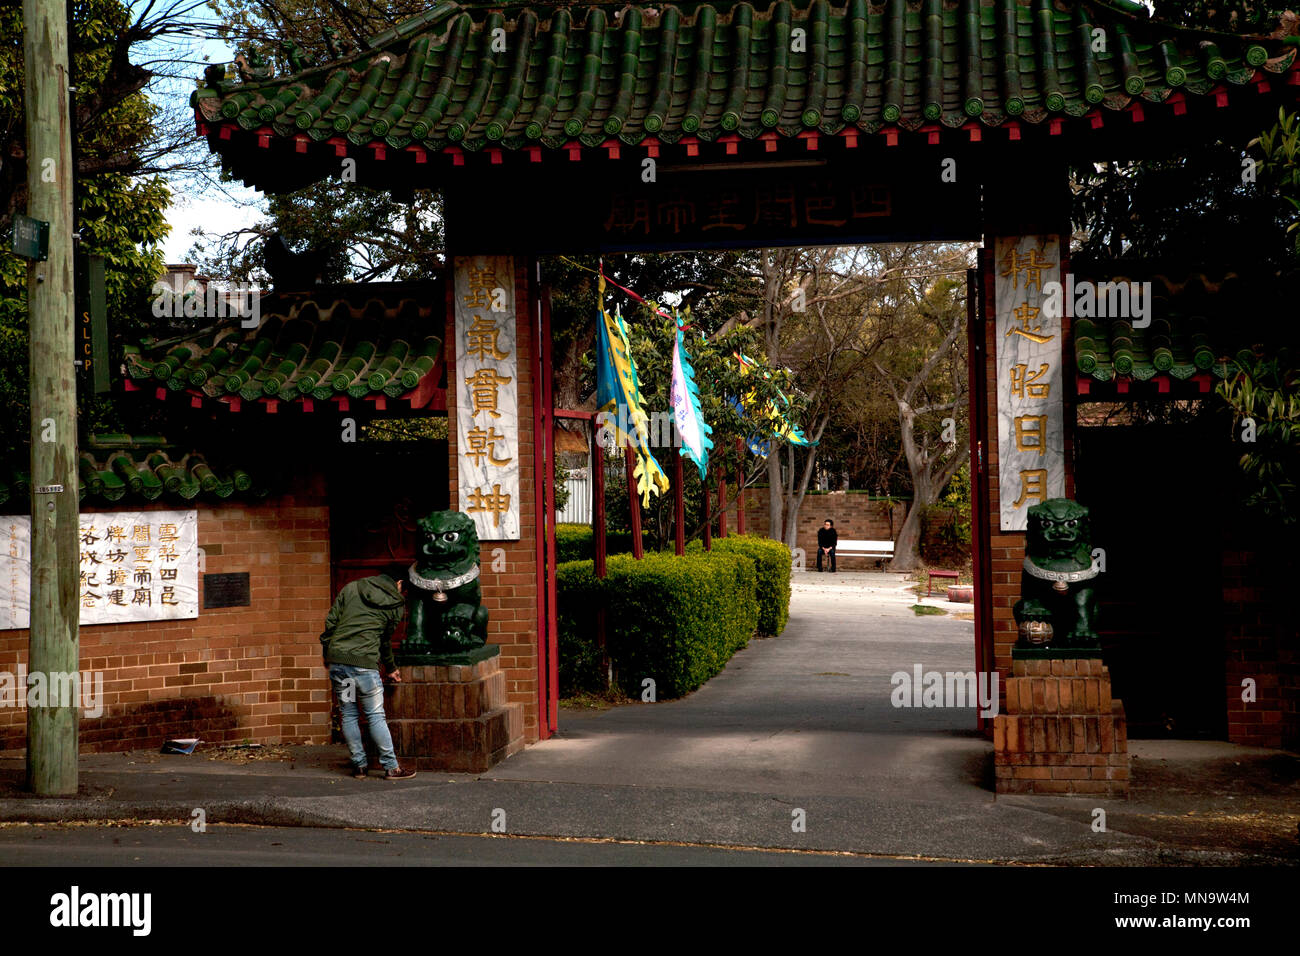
[22,0,81,794]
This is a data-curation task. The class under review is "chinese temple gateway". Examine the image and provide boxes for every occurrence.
[7,0,1295,761]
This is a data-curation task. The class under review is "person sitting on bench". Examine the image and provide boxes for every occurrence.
[817,519,837,573]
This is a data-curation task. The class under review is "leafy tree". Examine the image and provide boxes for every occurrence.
[189,0,445,281]
[1,0,181,457]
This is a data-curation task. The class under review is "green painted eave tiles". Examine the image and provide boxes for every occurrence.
[193,1,1297,154]
[0,449,265,506]
[1073,273,1266,383]
[124,296,443,403]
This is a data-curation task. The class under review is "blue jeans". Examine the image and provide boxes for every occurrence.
[328,664,398,771]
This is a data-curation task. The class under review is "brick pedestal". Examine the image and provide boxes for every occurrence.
[384,652,524,773]
[994,657,1130,797]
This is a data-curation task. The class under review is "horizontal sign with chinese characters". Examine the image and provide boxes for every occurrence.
[0,511,199,629]
[455,255,521,541]
[994,236,1066,531]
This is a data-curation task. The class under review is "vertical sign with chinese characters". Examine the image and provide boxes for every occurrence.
[0,510,199,628]
[995,236,1065,531]
[454,255,520,541]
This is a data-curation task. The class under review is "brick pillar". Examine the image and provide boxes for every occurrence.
[994,658,1129,797]
[446,258,543,744]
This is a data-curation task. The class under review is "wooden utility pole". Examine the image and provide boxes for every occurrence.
[23,0,80,794]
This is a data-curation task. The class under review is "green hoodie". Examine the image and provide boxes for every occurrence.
[320,575,405,671]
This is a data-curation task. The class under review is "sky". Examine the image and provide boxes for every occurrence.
[132,0,268,266]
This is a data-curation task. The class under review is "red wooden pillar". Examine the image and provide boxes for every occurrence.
[702,477,712,551]
[717,475,727,538]
[592,421,609,686]
[673,454,685,555]
[735,438,746,535]
[593,430,607,577]
[625,445,644,559]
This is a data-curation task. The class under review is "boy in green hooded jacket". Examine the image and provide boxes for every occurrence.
[320,570,416,780]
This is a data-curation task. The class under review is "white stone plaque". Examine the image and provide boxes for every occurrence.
[454,255,521,541]
[0,510,199,629]
[994,236,1066,531]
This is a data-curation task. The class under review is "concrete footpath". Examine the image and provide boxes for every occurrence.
[2,571,1296,865]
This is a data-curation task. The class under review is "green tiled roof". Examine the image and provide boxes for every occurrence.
[1,442,270,506]
[124,288,443,407]
[1072,271,1281,386]
[193,0,1297,159]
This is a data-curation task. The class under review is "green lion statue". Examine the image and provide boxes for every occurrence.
[1013,498,1101,650]
[402,510,489,654]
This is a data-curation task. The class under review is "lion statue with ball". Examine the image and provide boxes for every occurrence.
[401,510,489,654]
[1013,498,1101,650]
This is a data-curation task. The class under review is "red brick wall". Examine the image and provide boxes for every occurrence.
[0,479,332,754]
[1222,537,1298,750]
[738,492,908,567]
[446,258,542,743]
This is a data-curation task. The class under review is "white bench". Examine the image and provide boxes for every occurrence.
[833,539,895,569]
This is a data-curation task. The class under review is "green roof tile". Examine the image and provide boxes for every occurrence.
[124,288,443,406]
[0,442,270,507]
[194,1,1297,160]
[1071,270,1284,388]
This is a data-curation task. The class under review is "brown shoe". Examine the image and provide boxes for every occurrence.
[386,767,416,780]
[351,764,368,779]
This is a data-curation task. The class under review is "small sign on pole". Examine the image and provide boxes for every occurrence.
[10,214,49,261]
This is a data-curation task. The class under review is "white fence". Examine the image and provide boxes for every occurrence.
[557,469,592,524]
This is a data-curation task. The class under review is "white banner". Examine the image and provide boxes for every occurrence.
[454,255,521,541]
[994,236,1066,531]
[0,510,199,629]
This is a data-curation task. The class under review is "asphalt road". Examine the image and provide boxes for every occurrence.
[0,822,967,866]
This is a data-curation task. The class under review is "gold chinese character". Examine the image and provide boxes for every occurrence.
[132,525,151,542]
[467,484,512,528]
[1000,247,1054,292]
[158,544,179,563]
[1006,303,1054,344]
[464,316,511,361]
[1010,363,1052,400]
[158,523,180,543]
[465,367,513,418]
[1012,469,1049,508]
[106,526,127,543]
[461,268,496,309]
[464,426,514,467]
[1013,415,1048,455]
[107,569,127,586]
[81,591,99,608]
[133,546,152,562]
[160,586,178,606]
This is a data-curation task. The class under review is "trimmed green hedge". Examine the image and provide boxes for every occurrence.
[687,534,791,637]
[557,551,758,699]
[555,523,647,564]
